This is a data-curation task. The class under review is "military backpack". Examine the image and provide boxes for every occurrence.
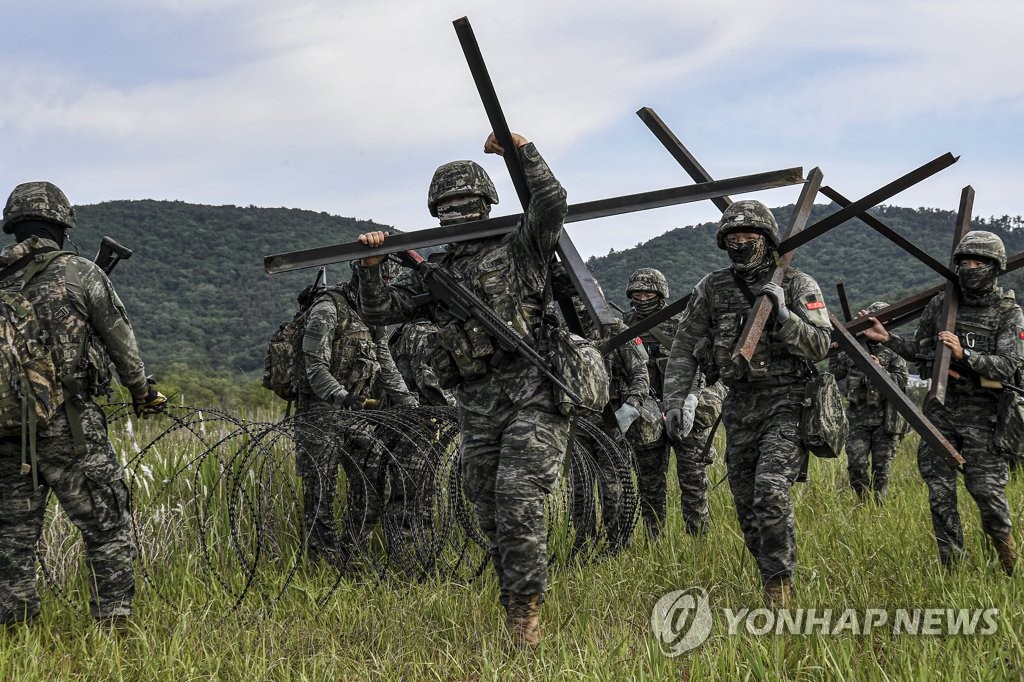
[262,288,346,402]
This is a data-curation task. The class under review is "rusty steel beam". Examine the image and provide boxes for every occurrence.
[779,153,959,254]
[636,107,732,213]
[263,167,805,274]
[818,186,956,283]
[929,186,975,404]
[733,167,825,362]
[831,313,964,467]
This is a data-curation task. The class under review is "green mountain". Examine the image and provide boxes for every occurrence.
[62,199,1024,376]
[71,200,393,376]
[587,204,1024,324]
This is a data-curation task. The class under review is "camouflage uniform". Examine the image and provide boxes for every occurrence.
[358,142,569,605]
[829,327,908,502]
[294,282,385,563]
[0,223,149,622]
[882,231,1023,568]
[389,321,456,406]
[623,270,726,537]
[571,317,648,550]
[664,201,832,590]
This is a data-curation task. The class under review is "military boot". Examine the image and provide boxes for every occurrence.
[763,577,794,609]
[992,534,1017,576]
[506,594,542,648]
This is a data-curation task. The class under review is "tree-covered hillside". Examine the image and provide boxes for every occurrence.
[587,204,1024,323]
[72,200,393,376]
[63,199,1024,376]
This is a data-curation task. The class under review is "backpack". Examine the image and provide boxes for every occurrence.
[262,288,346,402]
[0,250,69,487]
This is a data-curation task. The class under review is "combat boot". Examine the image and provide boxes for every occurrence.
[506,594,542,648]
[992,534,1017,576]
[763,577,794,609]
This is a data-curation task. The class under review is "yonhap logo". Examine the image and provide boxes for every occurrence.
[650,587,713,656]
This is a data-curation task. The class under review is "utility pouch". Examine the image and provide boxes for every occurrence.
[994,388,1024,462]
[544,324,609,417]
[463,317,496,359]
[438,322,489,382]
[800,370,848,458]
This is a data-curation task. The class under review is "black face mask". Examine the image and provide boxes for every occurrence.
[958,263,997,294]
[630,296,663,317]
[13,219,66,248]
[726,236,768,273]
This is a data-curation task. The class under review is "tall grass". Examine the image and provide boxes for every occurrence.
[2,410,1022,681]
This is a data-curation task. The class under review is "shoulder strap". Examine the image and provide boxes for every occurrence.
[0,247,59,283]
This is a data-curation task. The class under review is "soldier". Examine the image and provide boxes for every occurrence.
[294,265,415,567]
[621,268,726,538]
[0,181,166,626]
[663,200,832,606]
[864,231,1022,575]
[356,131,568,647]
[828,301,909,503]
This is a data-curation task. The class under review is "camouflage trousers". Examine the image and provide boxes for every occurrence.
[294,403,390,562]
[633,427,715,538]
[570,416,630,551]
[917,393,1012,566]
[845,403,897,502]
[0,403,134,622]
[457,363,569,603]
[722,384,805,585]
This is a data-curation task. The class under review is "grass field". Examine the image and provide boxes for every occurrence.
[1,408,1022,681]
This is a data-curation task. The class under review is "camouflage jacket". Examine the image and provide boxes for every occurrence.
[621,306,682,399]
[370,323,418,408]
[358,142,566,392]
[300,285,379,404]
[600,318,650,410]
[663,266,832,411]
[885,288,1024,399]
[829,343,908,409]
[390,320,455,406]
[0,237,148,407]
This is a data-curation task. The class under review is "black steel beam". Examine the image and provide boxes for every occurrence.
[599,293,691,355]
[779,153,959,254]
[264,167,805,274]
[818,185,956,282]
[836,279,853,322]
[831,313,964,467]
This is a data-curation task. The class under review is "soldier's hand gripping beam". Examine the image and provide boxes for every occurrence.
[929,186,975,404]
[831,312,965,467]
[732,168,824,362]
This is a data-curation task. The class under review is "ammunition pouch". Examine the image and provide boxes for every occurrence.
[994,387,1024,463]
[883,399,910,437]
[800,370,848,458]
[437,319,491,384]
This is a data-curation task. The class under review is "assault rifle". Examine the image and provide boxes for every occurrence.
[393,250,583,405]
[93,236,133,275]
[944,355,1024,396]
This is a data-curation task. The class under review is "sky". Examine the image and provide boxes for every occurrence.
[2,0,1023,259]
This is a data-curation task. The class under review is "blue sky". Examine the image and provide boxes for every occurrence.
[3,0,1022,258]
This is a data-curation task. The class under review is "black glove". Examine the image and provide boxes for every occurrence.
[337,392,365,411]
[665,406,693,444]
[133,388,167,418]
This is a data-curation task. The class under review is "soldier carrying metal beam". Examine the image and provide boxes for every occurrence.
[862,230,1024,575]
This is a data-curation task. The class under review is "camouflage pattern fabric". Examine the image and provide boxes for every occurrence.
[0,236,149,622]
[370,325,419,408]
[664,265,832,584]
[885,287,1023,564]
[390,321,456,406]
[830,345,908,501]
[358,142,569,601]
[0,405,134,622]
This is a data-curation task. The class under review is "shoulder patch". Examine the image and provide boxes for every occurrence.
[797,291,831,328]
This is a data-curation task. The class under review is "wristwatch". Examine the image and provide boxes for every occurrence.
[962,348,973,361]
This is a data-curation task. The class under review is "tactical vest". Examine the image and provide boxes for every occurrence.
[846,344,891,408]
[623,308,675,398]
[707,268,808,385]
[433,245,542,381]
[310,291,380,396]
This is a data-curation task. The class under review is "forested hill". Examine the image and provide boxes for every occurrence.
[66,200,1024,376]
[72,200,392,376]
[587,204,1024,320]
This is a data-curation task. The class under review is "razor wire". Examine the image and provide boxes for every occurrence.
[35,402,639,615]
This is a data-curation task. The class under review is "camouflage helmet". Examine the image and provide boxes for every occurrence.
[865,301,889,315]
[626,268,669,299]
[715,200,779,249]
[3,181,76,234]
[953,230,1007,271]
[427,160,499,217]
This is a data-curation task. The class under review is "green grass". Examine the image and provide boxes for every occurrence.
[2,414,1023,681]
